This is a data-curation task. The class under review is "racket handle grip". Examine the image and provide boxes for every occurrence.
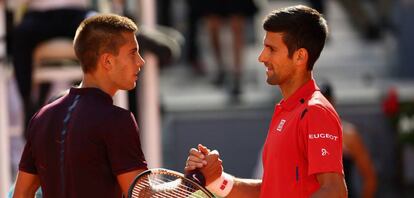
[185,170,206,186]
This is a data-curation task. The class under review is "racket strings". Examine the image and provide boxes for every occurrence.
[132,179,197,198]
[131,174,210,198]
[133,176,205,198]
[133,180,190,198]
[150,176,207,198]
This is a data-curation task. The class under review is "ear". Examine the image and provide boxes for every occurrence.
[100,53,113,71]
[293,48,308,68]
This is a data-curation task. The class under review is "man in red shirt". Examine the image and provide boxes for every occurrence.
[185,5,347,198]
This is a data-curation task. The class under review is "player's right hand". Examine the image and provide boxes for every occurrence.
[184,144,223,186]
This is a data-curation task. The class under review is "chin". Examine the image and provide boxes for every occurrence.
[120,83,136,91]
[129,82,137,90]
[126,85,136,90]
[266,79,277,85]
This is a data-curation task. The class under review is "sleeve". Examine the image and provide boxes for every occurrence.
[18,114,39,174]
[302,105,343,176]
[19,139,37,174]
[105,112,148,175]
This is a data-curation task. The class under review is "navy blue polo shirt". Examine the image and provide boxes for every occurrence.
[19,87,147,198]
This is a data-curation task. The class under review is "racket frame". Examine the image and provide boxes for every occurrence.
[128,168,215,198]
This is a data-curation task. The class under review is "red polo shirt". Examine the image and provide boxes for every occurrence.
[260,80,343,198]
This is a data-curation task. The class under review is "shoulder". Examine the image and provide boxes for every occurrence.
[31,93,69,122]
[102,107,140,142]
[86,98,136,124]
[108,105,137,124]
[25,93,70,139]
[300,91,341,133]
[306,91,338,118]
[307,91,331,109]
[102,105,138,134]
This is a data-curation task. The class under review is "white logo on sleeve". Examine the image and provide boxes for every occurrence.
[276,119,286,132]
[309,133,338,141]
[321,148,329,156]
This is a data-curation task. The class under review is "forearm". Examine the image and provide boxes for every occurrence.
[13,171,40,198]
[12,190,36,198]
[225,178,261,198]
[312,173,347,198]
[311,186,347,198]
[361,177,377,198]
[358,156,377,198]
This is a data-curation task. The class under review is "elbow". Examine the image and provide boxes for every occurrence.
[362,175,378,198]
[363,169,378,196]
[368,171,378,191]
[336,184,348,198]
[313,184,348,198]
[341,189,348,198]
[341,181,348,198]
[367,176,378,193]
[330,186,347,198]
[334,180,348,198]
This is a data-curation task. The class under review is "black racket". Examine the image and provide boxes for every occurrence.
[128,168,215,198]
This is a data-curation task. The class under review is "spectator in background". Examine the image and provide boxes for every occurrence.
[185,0,206,76]
[3,0,14,59]
[157,0,172,27]
[320,83,377,198]
[307,0,394,41]
[202,0,258,101]
[11,0,92,139]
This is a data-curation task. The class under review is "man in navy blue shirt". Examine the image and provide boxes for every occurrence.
[13,14,147,198]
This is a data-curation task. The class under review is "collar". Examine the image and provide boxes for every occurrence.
[279,79,319,111]
[69,87,113,104]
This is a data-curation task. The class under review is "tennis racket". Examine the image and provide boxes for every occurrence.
[128,168,215,198]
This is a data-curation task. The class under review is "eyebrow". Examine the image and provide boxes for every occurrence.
[264,43,276,49]
[130,47,138,53]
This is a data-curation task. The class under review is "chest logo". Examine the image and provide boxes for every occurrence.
[276,119,286,132]
[321,148,329,156]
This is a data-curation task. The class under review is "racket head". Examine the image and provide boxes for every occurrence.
[128,168,215,198]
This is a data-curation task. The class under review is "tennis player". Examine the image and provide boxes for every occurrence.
[13,14,147,197]
[185,5,347,198]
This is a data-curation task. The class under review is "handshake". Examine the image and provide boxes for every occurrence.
[184,144,234,197]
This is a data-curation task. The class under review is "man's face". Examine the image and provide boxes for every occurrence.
[258,32,296,86]
[108,32,145,91]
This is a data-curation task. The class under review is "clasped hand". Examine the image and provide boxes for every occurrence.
[184,144,223,186]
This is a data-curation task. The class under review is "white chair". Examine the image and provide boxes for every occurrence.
[32,38,127,108]
[33,38,82,84]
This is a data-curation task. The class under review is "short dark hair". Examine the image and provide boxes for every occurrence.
[263,5,328,70]
[73,14,138,73]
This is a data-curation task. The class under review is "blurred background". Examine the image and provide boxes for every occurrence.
[1,0,414,197]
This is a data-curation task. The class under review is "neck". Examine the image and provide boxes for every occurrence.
[279,71,312,99]
[80,72,117,97]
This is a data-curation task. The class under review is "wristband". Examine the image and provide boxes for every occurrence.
[206,172,234,197]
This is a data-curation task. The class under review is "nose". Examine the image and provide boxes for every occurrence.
[137,53,145,68]
[258,48,266,63]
